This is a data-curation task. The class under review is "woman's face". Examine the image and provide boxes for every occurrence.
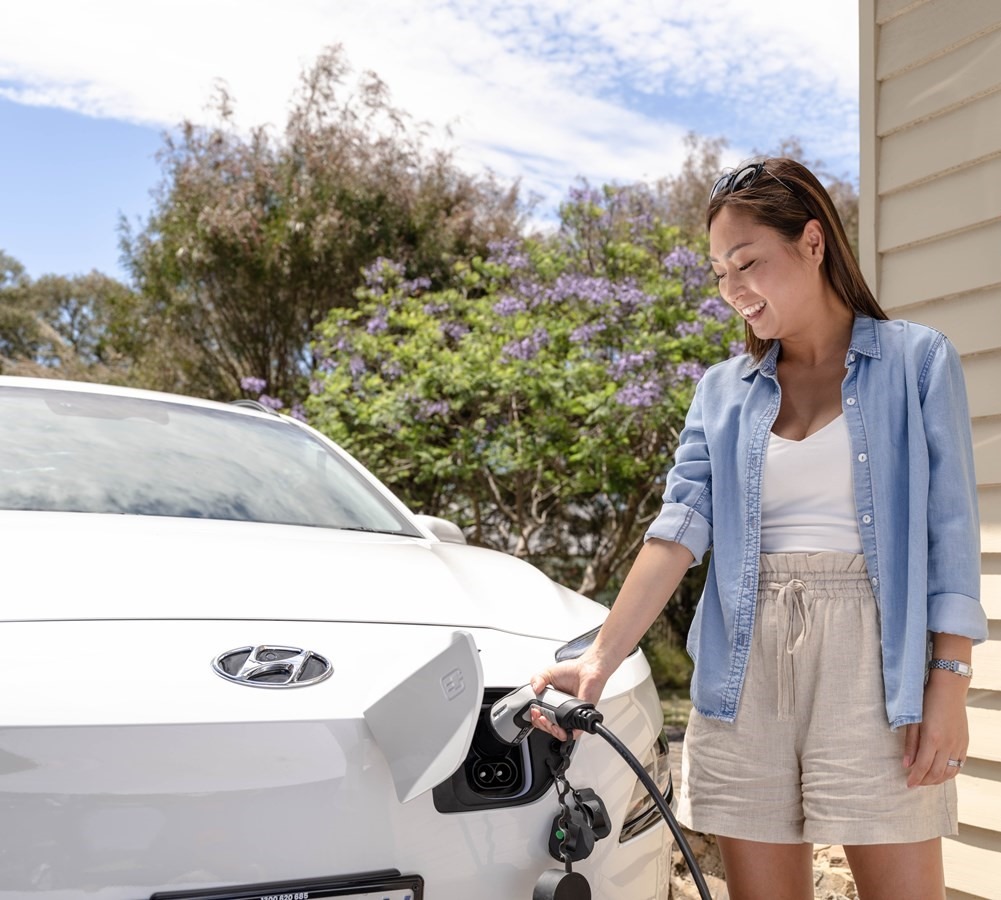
[708,206,824,343]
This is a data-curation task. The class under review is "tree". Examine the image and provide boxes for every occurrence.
[0,251,138,381]
[305,184,744,599]
[120,45,524,401]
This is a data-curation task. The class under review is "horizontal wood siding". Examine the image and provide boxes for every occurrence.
[966,708,1001,763]
[898,288,1001,357]
[971,419,1001,486]
[957,776,1001,833]
[865,1,1001,895]
[878,89,1001,193]
[877,0,1001,80]
[878,221,1001,309]
[979,488,1001,555]
[964,353,1001,421]
[878,28,1001,135]
[878,155,1001,251]
[943,839,1001,899]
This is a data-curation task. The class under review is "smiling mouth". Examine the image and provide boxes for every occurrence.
[739,300,766,319]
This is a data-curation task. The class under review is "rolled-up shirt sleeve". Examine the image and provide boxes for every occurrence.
[645,377,714,566]
[921,334,988,642]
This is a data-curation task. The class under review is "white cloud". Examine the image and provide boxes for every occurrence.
[1,0,860,210]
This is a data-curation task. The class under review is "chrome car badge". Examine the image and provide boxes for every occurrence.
[212,645,333,688]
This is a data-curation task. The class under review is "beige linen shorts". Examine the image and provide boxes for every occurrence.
[678,552,957,845]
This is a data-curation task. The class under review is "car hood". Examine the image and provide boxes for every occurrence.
[2,511,605,639]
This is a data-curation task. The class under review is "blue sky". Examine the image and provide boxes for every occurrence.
[0,0,860,282]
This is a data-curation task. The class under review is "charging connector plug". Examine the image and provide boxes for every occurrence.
[488,684,604,746]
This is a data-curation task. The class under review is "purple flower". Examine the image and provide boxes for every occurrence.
[414,399,451,421]
[257,394,284,410]
[664,245,713,297]
[382,360,403,379]
[729,340,747,358]
[349,356,367,377]
[440,321,469,341]
[402,276,432,295]
[612,281,655,314]
[423,301,449,316]
[309,379,323,395]
[609,350,654,379]
[569,321,607,345]
[676,319,705,337]
[698,296,733,322]
[493,294,527,317]
[290,403,307,422]
[502,327,550,362]
[615,379,662,408]
[240,376,267,394]
[366,307,389,334]
[486,238,530,270]
[675,361,707,383]
[363,257,405,290]
[663,247,699,271]
[566,182,605,208]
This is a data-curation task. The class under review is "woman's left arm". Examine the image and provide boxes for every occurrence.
[905,334,985,787]
[921,335,985,638]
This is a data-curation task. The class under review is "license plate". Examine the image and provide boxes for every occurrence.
[151,871,423,900]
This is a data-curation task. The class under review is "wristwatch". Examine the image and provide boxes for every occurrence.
[929,658,973,678]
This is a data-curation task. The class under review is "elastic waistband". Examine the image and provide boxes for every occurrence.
[759,551,868,581]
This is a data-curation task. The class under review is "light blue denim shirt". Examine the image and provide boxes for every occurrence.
[646,315,988,729]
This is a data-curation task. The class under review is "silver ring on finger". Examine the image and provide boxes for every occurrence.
[946,758,964,768]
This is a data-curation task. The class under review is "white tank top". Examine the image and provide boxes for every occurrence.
[760,414,863,554]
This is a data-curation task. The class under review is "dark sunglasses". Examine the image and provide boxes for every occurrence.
[710,162,799,202]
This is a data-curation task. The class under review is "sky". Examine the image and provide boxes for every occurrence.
[0,0,860,282]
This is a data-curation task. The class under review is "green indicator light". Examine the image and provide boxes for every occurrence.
[555,829,565,840]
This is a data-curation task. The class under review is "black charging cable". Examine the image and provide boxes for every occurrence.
[489,686,713,900]
[567,708,712,900]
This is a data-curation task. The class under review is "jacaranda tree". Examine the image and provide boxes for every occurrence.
[301,182,744,599]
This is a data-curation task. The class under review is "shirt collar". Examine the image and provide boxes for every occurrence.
[741,315,881,380]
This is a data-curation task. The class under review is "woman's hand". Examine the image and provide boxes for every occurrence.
[903,673,971,787]
[528,651,611,742]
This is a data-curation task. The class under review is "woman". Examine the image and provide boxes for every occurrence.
[529,158,988,900]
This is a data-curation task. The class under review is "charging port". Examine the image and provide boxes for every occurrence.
[433,688,565,813]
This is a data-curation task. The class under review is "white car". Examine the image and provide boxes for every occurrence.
[0,376,673,900]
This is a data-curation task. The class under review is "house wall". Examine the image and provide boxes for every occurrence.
[859,2,1001,897]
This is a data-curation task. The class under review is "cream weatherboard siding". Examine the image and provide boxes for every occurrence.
[860,1,1001,897]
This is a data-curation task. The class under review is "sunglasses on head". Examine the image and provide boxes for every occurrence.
[710,162,799,202]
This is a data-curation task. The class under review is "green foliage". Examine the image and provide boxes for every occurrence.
[0,251,139,382]
[306,184,744,597]
[120,45,523,401]
[641,633,695,691]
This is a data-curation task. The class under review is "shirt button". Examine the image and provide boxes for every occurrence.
[862,514,872,525]
[858,453,867,462]
[848,353,856,363]
[846,397,857,406]
[871,576,879,587]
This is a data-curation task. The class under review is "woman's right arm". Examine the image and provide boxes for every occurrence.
[529,537,694,740]
[530,376,714,739]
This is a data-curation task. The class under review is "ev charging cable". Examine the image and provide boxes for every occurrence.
[489,684,714,900]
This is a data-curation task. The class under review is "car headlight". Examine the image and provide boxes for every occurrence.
[618,730,674,842]
[555,626,638,662]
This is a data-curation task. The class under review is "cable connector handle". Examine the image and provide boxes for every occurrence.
[489,684,603,745]
[530,686,602,733]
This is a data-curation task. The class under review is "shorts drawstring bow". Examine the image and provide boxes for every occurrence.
[769,578,811,720]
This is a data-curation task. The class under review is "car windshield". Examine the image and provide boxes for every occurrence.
[0,387,421,535]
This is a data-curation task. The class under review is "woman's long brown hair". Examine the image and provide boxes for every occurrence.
[706,157,887,361]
